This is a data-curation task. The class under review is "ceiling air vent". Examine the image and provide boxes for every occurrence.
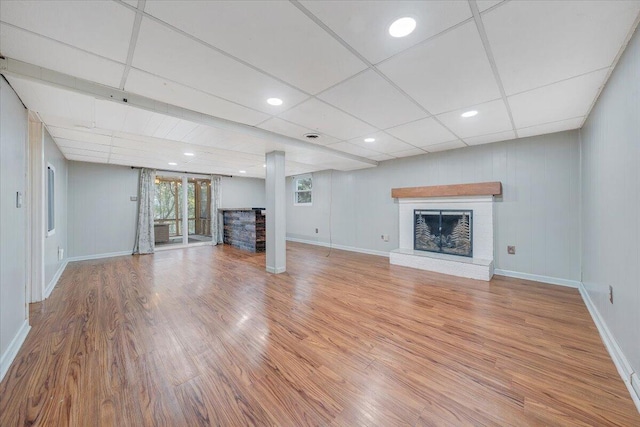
[304,133,320,140]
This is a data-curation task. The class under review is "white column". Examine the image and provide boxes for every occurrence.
[265,151,286,274]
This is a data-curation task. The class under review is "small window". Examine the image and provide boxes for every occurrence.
[46,164,55,236]
[294,175,312,206]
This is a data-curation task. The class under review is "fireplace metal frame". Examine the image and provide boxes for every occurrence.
[413,209,473,258]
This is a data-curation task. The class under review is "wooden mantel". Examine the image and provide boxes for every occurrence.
[391,182,502,199]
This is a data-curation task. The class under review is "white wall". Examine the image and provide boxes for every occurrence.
[68,162,139,258]
[221,176,265,208]
[287,130,581,282]
[43,128,68,286]
[0,77,29,377]
[580,26,640,390]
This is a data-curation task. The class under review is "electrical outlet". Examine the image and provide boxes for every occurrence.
[58,247,64,261]
[315,228,318,234]
[381,234,389,242]
[507,245,516,255]
[609,285,613,304]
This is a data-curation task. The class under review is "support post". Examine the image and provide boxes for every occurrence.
[265,151,286,274]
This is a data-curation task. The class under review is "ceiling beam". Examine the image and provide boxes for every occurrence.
[0,57,379,167]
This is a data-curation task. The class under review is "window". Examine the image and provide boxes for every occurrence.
[294,175,312,206]
[46,164,55,236]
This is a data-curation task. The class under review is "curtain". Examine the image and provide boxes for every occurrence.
[133,168,156,254]
[211,175,222,244]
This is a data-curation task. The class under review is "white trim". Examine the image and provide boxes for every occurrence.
[44,260,67,298]
[0,320,31,383]
[578,283,640,412]
[286,237,389,258]
[494,269,580,288]
[266,266,287,274]
[67,251,132,262]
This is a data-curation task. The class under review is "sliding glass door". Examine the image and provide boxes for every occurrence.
[153,174,211,248]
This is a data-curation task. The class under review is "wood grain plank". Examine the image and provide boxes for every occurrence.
[391,181,502,198]
[0,242,638,426]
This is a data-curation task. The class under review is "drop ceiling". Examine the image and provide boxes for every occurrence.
[1,0,639,178]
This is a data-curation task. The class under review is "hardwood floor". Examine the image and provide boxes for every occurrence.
[1,242,638,426]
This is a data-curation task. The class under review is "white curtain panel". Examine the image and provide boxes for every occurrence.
[211,175,222,244]
[133,168,156,254]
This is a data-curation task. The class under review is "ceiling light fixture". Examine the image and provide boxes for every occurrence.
[263,164,266,168]
[364,137,376,143]
[184,152,195,156]
[389,17,416,38]
[168,162,177,166]
[239,170,246,174]
[267,98,283,106]
[461,110,478,118]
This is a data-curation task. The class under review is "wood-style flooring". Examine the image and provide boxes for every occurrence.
[1,242,638,426]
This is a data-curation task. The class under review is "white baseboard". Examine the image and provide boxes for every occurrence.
[494,269,580,288]
[0,320,31,383]
[578,283,640,412]
[286,237,389,258]
[67,250,132,262]
[266,266,286,274]
[44,260,68,299]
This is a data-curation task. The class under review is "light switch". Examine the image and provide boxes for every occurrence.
[130,196,138,201]
[16,191,23,208]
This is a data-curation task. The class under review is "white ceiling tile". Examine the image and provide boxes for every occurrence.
[509,69,608,129]
[437,99,512,139]
[0,0,134,62]
[64,151,109,161]
[326,142,382,159]
[165,120,200,142]
[278,98,377,140]
[347,132,415,154]
[125,69,269,126]
[94,100,128,131]
[55,139,112,153]
[132,18,309,113]
[464,130,516,146]
[390,148,427,158]
[517,117,584,139]
[6,76,95,125]
[424,140,467,152]
[257,118,339,146]
[370,154,395,162]
[477,1,504,13]
[483,0,640,95]
[301,0,472,64]
[0,24,125,87]
[378,22,501,114]
[318,70,428,129]
[385,117,457,147]
[47,127,113,146]
[120,107,156,135]
[144,1,366,94]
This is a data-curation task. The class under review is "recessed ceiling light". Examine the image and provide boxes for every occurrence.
[239,170,246,174]
[389,17,416,38]
[184,152,195,156]
[168,162,177,166]
[267,98,283,106]
[364,137,376,143]
[263,164,266,168]
[461,110,478,118]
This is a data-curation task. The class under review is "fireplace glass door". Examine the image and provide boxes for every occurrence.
[414,210,472,257]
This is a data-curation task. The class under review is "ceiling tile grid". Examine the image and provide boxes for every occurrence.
[1,0,639,175]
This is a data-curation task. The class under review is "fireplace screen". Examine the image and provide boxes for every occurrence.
[414,210,472,257]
